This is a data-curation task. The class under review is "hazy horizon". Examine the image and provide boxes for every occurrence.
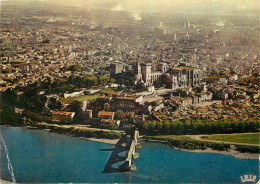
[2,0,259,14]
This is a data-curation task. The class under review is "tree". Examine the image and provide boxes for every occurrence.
[109,78,116,83]
[147,121,156,133]
[2,69,12,74]
[115,110,125,120]
[108,123,118,130]
[161,74,172,88]
[99,76,110,85]
[125,112,134,121]
[136,82,146,91]
[60,65,69,72]
[3,88,18,106]
[156,121,163,132]
[162,120,170,133]
[68,64,82,72]
[169,121,177,134]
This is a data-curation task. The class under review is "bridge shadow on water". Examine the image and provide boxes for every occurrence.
[101,137,127,174]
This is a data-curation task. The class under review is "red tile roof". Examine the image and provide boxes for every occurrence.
[52,111,74,116]
[98,111,114,116]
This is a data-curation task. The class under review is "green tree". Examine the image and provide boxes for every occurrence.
[60,65,69,72]
[169,121,177,134]
[147,121,156,133]
[136,82,146,91]
[115,110,125,120]
[155,121,163,132]
[99,76,110,85]
[2,68,12,74]
[125,112,134,121]
[109,78,116,83]
[162,120,170,133]
[68,64,82,72]
[3,88,17,106]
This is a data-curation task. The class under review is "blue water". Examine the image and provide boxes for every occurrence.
[0,126,259,183]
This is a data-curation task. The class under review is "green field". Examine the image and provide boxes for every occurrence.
[201,133,260,145]
[60,94,100,104]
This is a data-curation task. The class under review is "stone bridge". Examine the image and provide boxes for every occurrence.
[119,130,140,171]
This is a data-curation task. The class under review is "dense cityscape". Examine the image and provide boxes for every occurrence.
[0,0,259,183]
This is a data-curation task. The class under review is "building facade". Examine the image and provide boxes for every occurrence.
[169,65,200,89]
[51,111,75,123]
[98,111,115,120]
[111,95,144,112]
[110,63,125,76]
[135,62,200,89]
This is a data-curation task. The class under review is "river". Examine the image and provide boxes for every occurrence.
[0,126,259,183]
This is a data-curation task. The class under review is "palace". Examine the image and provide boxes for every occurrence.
[135,62,200,89]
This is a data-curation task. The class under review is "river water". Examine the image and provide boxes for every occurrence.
[0,126,259,183]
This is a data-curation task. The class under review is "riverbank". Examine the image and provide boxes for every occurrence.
[1,123,259,159]
[0,122,122,143]
[144,139,259,160]
[177,147,259,160]
[1,123,121,146]
[82,137,119,145]
[0,179,15,184]
[34,125,120,145]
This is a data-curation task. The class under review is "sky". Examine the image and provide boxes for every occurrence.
[62,0,259,10]
[60,0,260,17]
[1,0,259,16]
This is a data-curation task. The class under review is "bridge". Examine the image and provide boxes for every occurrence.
[119,130,140,171]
